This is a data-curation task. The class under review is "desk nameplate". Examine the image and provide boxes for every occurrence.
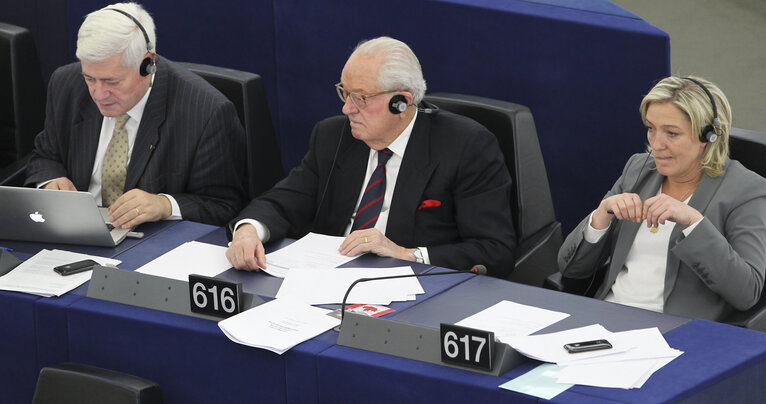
[87,265,263,321]
[337,312,524,376]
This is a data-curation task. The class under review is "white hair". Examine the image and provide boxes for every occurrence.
[353,37,427,104]
[76,2,156,70]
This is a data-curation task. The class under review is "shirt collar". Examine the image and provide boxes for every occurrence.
[386,110,418,157]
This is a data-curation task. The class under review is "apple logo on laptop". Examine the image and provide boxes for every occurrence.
[29,211,46,223]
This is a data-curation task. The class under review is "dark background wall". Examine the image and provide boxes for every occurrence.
[0,0,670,233]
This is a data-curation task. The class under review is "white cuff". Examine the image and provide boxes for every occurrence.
[682,217,704,237]
[418,247,430,265]
[234,218,270,243]
[160,194,182,220]
[584,210,609,243]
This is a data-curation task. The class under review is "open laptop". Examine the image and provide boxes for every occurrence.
[0,186,131,247]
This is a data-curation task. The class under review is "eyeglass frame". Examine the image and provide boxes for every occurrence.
[334,82,400,110]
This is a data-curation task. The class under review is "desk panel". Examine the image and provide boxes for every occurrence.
[66,297,288,404]
[0,291,40,403]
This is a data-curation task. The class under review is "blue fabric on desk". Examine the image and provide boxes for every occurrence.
[0,291,40,403]
[66,297,288,404]
[316,344,538,404]
[551,319,766,403]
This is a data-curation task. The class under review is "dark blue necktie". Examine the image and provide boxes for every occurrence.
[352,148,393,231]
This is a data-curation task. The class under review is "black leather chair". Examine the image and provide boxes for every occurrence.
[0,22,45,186]
[32,363,162,404]
[545,127,766,331]
[179,62,284,200]
[423,93,562,286]
[722,127,766,331]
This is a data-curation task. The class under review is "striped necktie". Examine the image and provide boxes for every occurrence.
[101,113,131,206]
[352,148,393,231]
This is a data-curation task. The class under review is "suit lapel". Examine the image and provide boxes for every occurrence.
[324,136,369,235]
[70,97,103,191]
[387,114,435,242]
[125,57,166,190]
[600,169,664,297]
[663,166,726,298]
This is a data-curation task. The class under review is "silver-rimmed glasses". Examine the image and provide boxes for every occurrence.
[335,82,396,110]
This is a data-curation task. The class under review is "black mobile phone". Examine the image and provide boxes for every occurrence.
[564,339,612,354]
[54,259,98,276]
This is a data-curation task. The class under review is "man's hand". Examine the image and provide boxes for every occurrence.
[226,224,267,271]
[338,229,415,261]
[43,177,76,191]
[108,189,171,228]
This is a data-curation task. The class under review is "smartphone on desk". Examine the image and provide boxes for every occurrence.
[54,259,98,276]
[564,339,612,354]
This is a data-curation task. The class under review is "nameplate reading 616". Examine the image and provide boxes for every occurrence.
[440,323,494,371]
[188,274,242,318]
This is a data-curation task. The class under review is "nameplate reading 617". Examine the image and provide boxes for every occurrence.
[188,274,242,318]
[440,323,494,371]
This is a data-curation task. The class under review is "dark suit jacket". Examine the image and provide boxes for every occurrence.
[559,153,766,321]
[233,109,516,277]
[25,57,247,226]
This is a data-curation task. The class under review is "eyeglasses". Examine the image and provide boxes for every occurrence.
[335,82,396,110]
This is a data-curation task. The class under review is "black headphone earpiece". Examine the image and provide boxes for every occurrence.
[389,94,408,114]
[682,77,721,143]
[105,8,155,77]
[140,57,156,76]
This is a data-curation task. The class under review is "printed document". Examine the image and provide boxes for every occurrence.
[263,233,359,278]
[456,300,570,340]
[0,249,120,297]
[135,241,230,281]
[218,298,340,354]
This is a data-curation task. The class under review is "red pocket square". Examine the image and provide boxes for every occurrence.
[418,199,442,210]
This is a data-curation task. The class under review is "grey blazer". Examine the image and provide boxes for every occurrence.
[25,57,247,226]
[559,153,766,321]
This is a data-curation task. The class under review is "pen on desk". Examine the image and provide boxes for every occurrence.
[0,246,13,252]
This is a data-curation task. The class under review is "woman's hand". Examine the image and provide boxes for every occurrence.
[592,193,643,229]
[643,193,703,228]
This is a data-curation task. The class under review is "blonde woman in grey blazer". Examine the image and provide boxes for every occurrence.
[559,76,766,321]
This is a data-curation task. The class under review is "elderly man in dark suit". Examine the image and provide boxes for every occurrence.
[25,2,246,227]
[226,36,515,277]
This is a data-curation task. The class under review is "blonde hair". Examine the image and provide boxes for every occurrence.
[640,75,731,177]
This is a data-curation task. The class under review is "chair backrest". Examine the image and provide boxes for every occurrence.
[729,127,766,178]
[179,62,284,199]
[724,127,766,332]
[423,93,557,241]
[33,363,162,404]
[0,22,45,168]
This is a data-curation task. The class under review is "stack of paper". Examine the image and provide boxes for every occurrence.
[276,266,423,305]
[218,298,340,354]
[456,300,571,339]
[505,324,683,389]
[0,249,120,297]
[263,233,359,278]
[135,241,231,280]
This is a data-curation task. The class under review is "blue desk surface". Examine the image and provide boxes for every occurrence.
[3,221,766,403]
